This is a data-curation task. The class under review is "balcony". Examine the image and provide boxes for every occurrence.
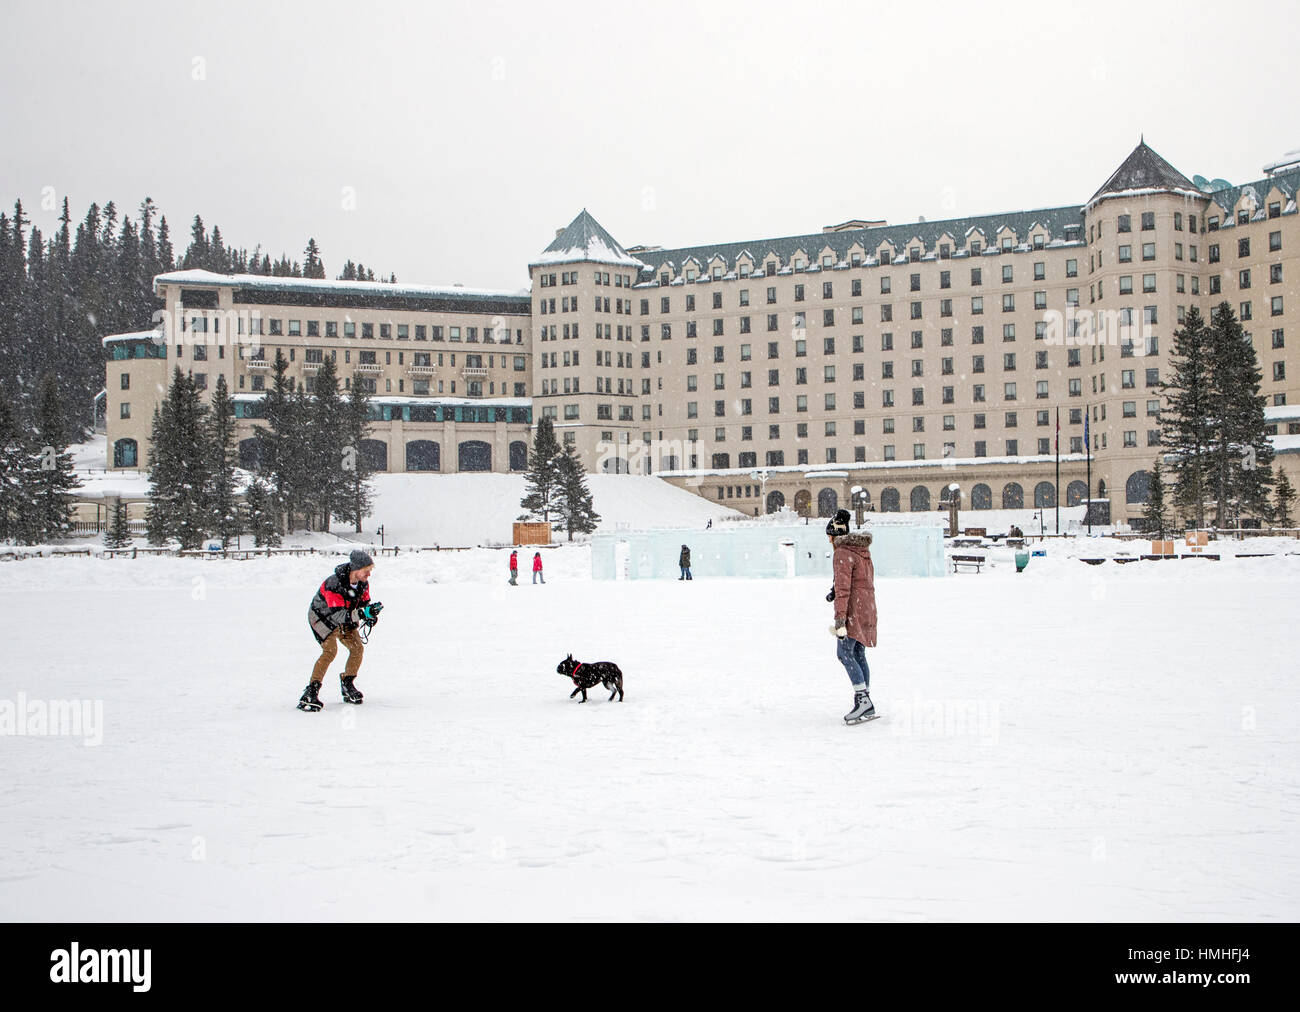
[355,362,383,374]
[302,360,324,372]
[407,364,438,376]
[246,357,271,370]
[461,367,489,379]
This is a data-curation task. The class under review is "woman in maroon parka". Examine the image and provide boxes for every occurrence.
[827,509,879,725]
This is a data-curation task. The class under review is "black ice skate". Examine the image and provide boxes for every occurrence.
[844,689,877,725]
[297,680,324,712]
[340,674,364,705]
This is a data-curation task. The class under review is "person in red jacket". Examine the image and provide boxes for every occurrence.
[299,549,381,712]
[532,551,545,584]
[827,509,879,725]
[509,550,518,585]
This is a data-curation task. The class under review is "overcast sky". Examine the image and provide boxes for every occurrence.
[3,0,1297,291]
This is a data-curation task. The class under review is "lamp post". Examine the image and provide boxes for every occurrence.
[750,468,770,515]
[376,524,385,548]
[1033,510,1044,540]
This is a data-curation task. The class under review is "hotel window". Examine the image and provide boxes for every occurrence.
[1275,362,1287,381]
[1209,244,1220,263]
[326,321,338,338]
[1005,439,1017,455]
[1142,243,1156,261]
[1141,212,1155,231]
[1271,263,1283,284]
[883,390,894,407]
[942,357,954,375]
[1004,353,1016,370]
[911,359,923,377]
[1145,367,1160,387]
[1004,382,1017,400]
[1033,291,1047,310]
[1119,244,1132,263]
[972,325,984,344]
[1240,269,1252,289]
[1069,378,1082,396]
[1142,274,1156,293]
[973,384,985,402]
[940,270,951,289]
[1066,259,1077,277]
[794,284,805,301]
[1270,230,1282,252]
[881,332,893,351]
[1273,329,1285,349]
[911,331,923,349]
[882,362,894,379]
[797,395,808,412]
[1118,214,1131,233]
[1119,276,1133,295]
[1003,323,1015,341]
[1001,238,1013,252]
[1210,276,1222,294]
[1272,296,1284,316]
[1239,237,1250,258]
[973,413,985,429]
[971,268,982,286]
[1241,301,1252,320]
[1002,265,1013,283]
[971,296,983,314]
[972,355,985,373]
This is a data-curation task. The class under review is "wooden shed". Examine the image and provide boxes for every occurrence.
[512,522,551,546]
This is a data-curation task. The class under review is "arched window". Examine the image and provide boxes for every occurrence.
[1034,481,1057,508]
[360,438,388,473]
[971,483,992,510]
[880,487,900,513]
[1098,478,1108,498]
[817,488,838,517]
[509,441,528,471]
[406,440,440,472]
[1066,480,1088,507]
[113,438,138,468]
[1126,470,1151,505]
[765,490,785,513]
[909,485,931,512]
[458,440,491,472]
[793,489,812,517]
[237,437,260,471]
[1002,482,1024,509]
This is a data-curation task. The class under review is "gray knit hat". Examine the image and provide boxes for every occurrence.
[349,549,374,570]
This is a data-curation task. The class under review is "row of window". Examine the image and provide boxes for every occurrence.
[537,270,636,288]
[183,316,525,344]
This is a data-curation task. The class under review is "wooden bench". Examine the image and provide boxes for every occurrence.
[950,554,986,573]
[963,528,988,537]
[952,537,985,548]
[1004,537,1026,549]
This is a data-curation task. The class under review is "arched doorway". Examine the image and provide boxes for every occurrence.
[880,487,900,513]
[458,440,491,472]
[1002,482,1023,509]
[817,488,838,517]
[1066,480,1088,507]
[509,441,528,472]
[971,483,992,510]
[765,490,785,514]
[909,485,931,512]
[360,439,388,473]
[113,438,138,468]
[793,489,812,517]
[406,440,440,472]
[1126,470,1151,505]
[1034,481,1057,508]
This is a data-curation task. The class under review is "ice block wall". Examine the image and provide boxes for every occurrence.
[591,521,945,580]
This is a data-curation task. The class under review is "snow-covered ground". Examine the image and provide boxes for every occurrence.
[3,546,1298,921]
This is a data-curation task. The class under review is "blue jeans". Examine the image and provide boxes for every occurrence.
[836,636,869,689]
[680,566,691,580]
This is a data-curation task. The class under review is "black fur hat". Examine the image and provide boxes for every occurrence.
[825,508,851,536]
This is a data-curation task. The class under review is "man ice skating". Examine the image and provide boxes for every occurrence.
[532,551,545,584]
[509,550,519,585]
[679,544,692,580]
[298,549,382,712]
[826,509,878,725]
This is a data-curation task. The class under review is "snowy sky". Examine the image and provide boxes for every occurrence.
[2,0,1298,290]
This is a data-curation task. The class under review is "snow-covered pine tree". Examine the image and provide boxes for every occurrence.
[206,374,241,547]
[0,396,39,543]
[103,497,132,550]
[308,353,347,530]
[303,238,326,279]
[556,439,600,541]
[29,373,81,541]
[1206,302,1274,525]
[255,349,297,533]
[242,477,281,547]
[1273,470,1296,527]
[337,373,376,533]
[145,367,210,549]
[520,416,563,525]
[1160,306,1213,529]
[1143,457,1171,540]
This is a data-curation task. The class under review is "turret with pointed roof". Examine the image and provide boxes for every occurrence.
[531,209,645,269]
[1087,140,1202,207]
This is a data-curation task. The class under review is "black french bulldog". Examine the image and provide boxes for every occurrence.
[556,654,624,702]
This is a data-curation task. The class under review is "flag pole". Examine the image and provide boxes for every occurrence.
[1086,404,1092,535]
[1055,405,1061,535]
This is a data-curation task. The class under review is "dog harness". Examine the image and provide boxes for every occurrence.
[571,663,583,680]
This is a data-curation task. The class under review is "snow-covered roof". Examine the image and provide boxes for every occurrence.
[101,329,165,347]
[1265,404,1300,423]
[154,269,530,302]
[659,453,1089,480]
[530,210,646,269]
[231,394,530,408]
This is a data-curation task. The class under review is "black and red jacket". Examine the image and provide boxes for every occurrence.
[308,562,371,643]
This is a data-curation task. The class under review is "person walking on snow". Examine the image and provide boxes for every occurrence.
[679,544,692,580]
[532,551,545,584]
[826,509,878,725]
[509,549,519,585]
[299,549,382,712]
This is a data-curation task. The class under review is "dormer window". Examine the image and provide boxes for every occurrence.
[910,248,921,262]
[971,241,981,255]
[686,269,697,281]
[880,249,892,265]
[1033,235,1045,249]
[713,267,722,279]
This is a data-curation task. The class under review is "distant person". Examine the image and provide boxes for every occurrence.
[532,551,545,584]
[826,509,878,726]
[509,550,518,586]
[679,544,692,580]
[706,519,713,529]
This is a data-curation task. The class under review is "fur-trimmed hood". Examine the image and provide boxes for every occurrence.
[833,532,873,550]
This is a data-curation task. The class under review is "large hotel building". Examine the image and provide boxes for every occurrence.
[104,141,1300,525]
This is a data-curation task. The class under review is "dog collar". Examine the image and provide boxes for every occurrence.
[572,663,583,679]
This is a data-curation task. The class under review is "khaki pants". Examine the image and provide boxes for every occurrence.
[312,626,364,683]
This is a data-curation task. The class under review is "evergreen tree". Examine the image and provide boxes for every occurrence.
[157,214,174,271]
[145,367,210,549]
[308,353,346,529]
[1142,457,1171,540]
[1206,302,1274,524]
[243,477,281,547]
[555,439,600,540]
[103,498,132,550]
[1274,470,1296,528]
[0,397,39,543]
[337,374,376,532]
[520,416,563,524]
[303,238,326,279]
[1160,307,1213,529]
[254,350,297,533]
[29,374,81,541]
[206,374,241,546]
[183,215,209,269]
